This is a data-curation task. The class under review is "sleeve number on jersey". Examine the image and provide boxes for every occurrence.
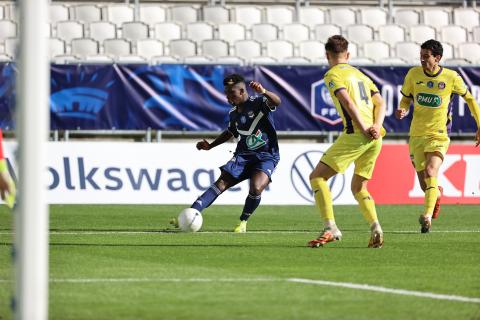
[358,81,369,104]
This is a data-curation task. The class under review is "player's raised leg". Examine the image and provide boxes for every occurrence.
[234,170,270,233]
[308,162,342,247]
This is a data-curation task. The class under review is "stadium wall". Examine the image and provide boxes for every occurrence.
[3,141,479,205]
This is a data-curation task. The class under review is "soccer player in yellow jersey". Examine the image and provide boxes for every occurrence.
[396,39,480,233]
[308,35,386,248]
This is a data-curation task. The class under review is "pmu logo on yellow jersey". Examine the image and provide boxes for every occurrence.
[416,93,442,107]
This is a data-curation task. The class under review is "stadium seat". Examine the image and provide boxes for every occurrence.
[3,37,17,58]
[136,39,164,59]
[116,55,147,63]
[346,24,374,44]
[378,25,405,47]
[154,22,182,44]
[56,21,84,43]
[72,5,102,23]
[0,6,4,20]
[2,3,15,21]
[394,9,420,27]
[169,6,198,24]
[314,24,342,42]
[185,22,214,44]
[395,41,419,64]
[84,54,114,63]
[363,41,391,62]
[151,55,180,64]
[49,38,66,58]
[122,22,150,41]
[266,40,294,61]
[298,40,325,61]
[52,54,80,64]
[282,56,311,64]
[443,58,471,65]
[378,57,408,65]
[202,39,229,58]
[423,9,450,29]
[328,8,356,28]
[359,7,388,28]
[50,4,69,23]
[217,23,246,45]
[71,38,99,57]
[234,39,262,60]
[89,22,117,43]
[442,42,454,60]
[441,25,467,46]
[297,7,326,28]
[453,8,480,30]
[251,23,278,42]
[349,57,375,65]
[139,5,167,26]
[0,20,16,40]
[202,6,230,24]
[103,38,131,57]
[249,56,278,64]
[169,39,197,57]
[458,42,480,63]
[233,6,263,29]
[104,5,134,27]
[183,55,213,64]
[473,26,480,42]
[0,53,12,62]
[409,25,436,43]
[265,6,294,27]
[215,56,245,65]
[283,23,310,46]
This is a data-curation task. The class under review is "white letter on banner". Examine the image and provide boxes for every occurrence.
[463,155,480,197]
[381,85,393,116]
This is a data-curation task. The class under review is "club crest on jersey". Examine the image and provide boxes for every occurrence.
[438,82,446,89]
[240,115,247,124]
[416,93,442,107]
[246,129,266,150]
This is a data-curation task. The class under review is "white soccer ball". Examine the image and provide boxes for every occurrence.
[178,208,203,232]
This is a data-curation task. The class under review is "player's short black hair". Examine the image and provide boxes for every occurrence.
[421,39,443,57]
[325,35,349,55]
[223,74,245,86]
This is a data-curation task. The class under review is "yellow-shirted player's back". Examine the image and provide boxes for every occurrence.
[324,63,379,133]
[400,66,468,137]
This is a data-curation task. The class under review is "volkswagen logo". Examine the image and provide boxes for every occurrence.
[290,150,346,203]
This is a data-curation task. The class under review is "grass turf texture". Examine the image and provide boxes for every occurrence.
[1,204,479,320]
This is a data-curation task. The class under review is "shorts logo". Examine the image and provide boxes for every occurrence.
[416,93,442,108]
[438,82,445,89]
[290,150,345,203]
[311,79,342,126]
[427,81,434,88]
[246,129,266,150]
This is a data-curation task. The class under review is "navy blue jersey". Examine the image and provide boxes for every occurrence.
[227,95,279,160]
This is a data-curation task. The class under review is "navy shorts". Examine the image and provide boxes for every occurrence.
[220,153,279,182]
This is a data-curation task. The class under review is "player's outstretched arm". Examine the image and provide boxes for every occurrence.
[249,81,281,107]
[370,93,386,139]
[462,91,480,147]
[335,89,372,139]
[395,96,412,120]
[196,130,234,151]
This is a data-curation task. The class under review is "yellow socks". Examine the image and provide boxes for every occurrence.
[424,177,438,217]
[354,189,378,225]
[310,177,335,225]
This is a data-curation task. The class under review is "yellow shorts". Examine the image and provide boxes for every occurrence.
[321,132,382,179]
[409,135,450,172]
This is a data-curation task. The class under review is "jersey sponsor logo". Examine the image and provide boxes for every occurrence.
[311,79,342,125]
[416,93,442,107]
[246,129,266,150]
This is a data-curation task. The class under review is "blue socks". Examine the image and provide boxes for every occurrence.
[240,193,261,221]
[191,185,222,212]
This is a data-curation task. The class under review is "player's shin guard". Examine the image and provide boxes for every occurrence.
[354,189,378,225]
[240,193,261,221]
[424,177,438,217]
[191,184,222,212]
[310,178,335,224]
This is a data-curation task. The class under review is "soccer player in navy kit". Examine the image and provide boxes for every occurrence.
[189,74,281,232]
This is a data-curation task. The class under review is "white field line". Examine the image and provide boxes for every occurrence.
[1,230,480,236]
[0,277,479,304]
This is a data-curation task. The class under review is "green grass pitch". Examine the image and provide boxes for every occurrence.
[1,204,479,319]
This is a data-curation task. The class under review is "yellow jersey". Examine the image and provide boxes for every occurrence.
[400,66,470,137]
[324,63,379,134]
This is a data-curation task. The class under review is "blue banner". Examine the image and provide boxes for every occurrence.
[0,63,479,133]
